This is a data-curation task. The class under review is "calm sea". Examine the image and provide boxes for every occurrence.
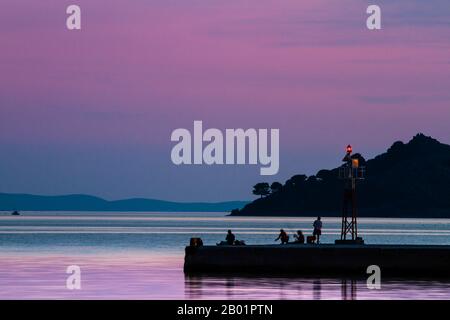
[0,211,449,300]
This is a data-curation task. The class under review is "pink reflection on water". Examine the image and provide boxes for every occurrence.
[0,253,184,299]
[0,253,449,300]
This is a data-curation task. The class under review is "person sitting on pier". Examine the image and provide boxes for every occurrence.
[226,230,236,245]
[275,229,289,244]
[313,217,322,244]
[294,230,305,244]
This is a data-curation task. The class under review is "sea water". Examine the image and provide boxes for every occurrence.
[0,212,449,299]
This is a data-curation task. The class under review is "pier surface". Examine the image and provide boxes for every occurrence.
[184,244,450,277]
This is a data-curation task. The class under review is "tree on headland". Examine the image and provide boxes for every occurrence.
[270,182,283,193]
[285,174,307,188]
[290,174,307,186]
[253,183,270,198]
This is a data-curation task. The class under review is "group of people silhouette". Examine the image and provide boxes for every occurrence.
[274,217,322,244]
[223,217,323,246]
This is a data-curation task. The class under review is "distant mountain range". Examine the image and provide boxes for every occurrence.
[231,133,450,218]
[0,193,248,212]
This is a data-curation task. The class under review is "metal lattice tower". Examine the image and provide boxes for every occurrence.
[336,145,365,244]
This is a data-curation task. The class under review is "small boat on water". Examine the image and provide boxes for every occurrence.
[11,210,20,216]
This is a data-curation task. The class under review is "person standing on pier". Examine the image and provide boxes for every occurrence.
[313,217,322,244]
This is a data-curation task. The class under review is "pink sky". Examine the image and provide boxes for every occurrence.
[1,0,449,201]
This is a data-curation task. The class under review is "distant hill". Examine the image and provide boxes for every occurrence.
[0,193,248,212]
[231,133,450,218]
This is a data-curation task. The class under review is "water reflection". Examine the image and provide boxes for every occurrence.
[185,274,363,300]
[0,252,449,299]
[185,274,450,300]
[341,279,357,300]
[313,280,321,300]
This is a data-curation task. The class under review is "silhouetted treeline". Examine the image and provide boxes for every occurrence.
[231,133,450,218]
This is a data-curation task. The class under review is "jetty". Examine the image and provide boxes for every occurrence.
[184,243,450,277]
[184,143,450,278]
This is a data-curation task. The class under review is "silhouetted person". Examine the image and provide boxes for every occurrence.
[226,230,235,245]
[275,229,289,244]
[294,230,305,244]
[313,217,322,244]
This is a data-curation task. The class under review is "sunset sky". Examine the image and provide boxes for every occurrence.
[1,0,449,201]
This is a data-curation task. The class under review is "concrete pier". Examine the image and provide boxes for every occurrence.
[184,244,450,277]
